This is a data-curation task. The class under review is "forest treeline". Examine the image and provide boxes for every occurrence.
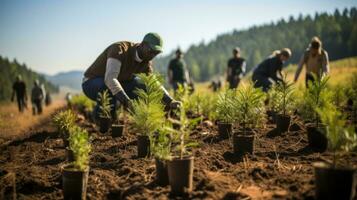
[0,56,59,101]
[154,7,357,81]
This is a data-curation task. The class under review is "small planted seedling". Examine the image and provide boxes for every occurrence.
[53,110,76,147]
[129,73,166,158]
[299,75,333,150]
[313,105,357,200]
[69,94,95,119]
[233,83,266,155]
[274,74,296,133]
[165,84,200,195]
[215,89,236,139]
[97,90,112,133]
[62,125,91,200]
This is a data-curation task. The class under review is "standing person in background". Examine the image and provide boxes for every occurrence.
[294,36,329,86]
[168,48,190,92]
[11,75,27,113]
[227,47,246,89]
[252,48,292,92]
[31,80,44,115]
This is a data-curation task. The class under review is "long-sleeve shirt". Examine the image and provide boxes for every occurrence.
[294,48,329,81]
[253,55,283,82]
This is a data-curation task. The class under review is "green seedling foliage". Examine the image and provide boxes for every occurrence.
[70,94,95,112]
[53,109,76,135]
[168,83,200,159]
[317,105,357,168]
[129,73,166,137]
[235,83,266,133]
[97,90,112,119]
[216,89,236,123]
[274,74,296,116]
[151,122,172,160]
[68,125,91,171]
[330,84,347,108]
[298,75,333,127]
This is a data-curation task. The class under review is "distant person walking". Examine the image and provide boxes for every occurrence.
[45,91,52,106]
[82,33,180,121]
[252,48,292,92]
[31,80,44,115]
[294,36,329,86]
[11,75,27,112]
[168,48,190,92]
[227,47,246,89]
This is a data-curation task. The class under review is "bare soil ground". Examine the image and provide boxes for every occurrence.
[0,100,65,147]
[0,112,357,200]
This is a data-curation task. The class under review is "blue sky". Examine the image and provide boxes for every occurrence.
[0,0,356,75]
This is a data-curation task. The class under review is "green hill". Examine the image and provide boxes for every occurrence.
[154,7,357,82]
[0,55,59,101]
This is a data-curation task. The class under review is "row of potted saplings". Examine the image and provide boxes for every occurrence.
[215,76,357,199]
[53,110,91,199]
[94,74,200,195]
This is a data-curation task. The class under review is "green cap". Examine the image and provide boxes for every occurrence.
[143,32,163,52]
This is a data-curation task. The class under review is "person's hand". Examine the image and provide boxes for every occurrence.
[170,100,181,110]
[115,90,130,108]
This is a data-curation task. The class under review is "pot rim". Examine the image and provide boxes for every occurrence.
[168,155,194,161]
[61,163,89,172]
[313,161,356,171]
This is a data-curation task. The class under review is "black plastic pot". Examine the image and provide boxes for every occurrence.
[137,135,150,158]
[217,122,232,139]
[275,114,291,133]
[233,130,255,155]
[111,124,124,138]
[155,158,169,186]
[267,110,277,123]
[314,162,356,200]
[99,117,111,133]
[306,124,327,152]
[66,148,75,162]
[62,164,89,200]
[167,156,194,195]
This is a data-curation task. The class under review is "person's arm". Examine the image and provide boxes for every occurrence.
[294,54,305,82]
[322,51,330,77]
[104,58,130,106]
[240,61,246,78]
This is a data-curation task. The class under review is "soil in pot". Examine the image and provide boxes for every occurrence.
[306,123,327,152]
[217,122,232,139]
[313,162,356,200]
[167,156,194,195]
[137,135,150,158]
[275,114,291,133]
[111,124,124,138]
[99,117,111,133]
[155,158,169,186]
[233,130,255,156]
[62,164,89,200]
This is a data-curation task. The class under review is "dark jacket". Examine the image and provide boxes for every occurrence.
[253,55,283,82]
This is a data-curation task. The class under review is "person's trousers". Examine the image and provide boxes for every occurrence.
[16,96,26,112]
[82,76,146,121]
[252,74,273,92]
[305,73,317,88]
[32,99,42,115]
[228,77,241,89]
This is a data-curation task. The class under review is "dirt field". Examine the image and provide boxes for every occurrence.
[1,110,356,200]
[0,100,65,147]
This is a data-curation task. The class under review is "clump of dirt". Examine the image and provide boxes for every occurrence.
[1,113,357,199]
